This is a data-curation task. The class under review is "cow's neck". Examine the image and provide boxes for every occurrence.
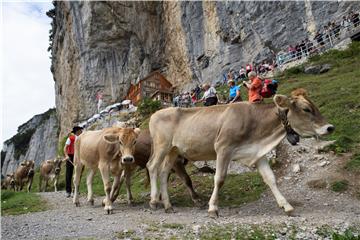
[276,108,300,145]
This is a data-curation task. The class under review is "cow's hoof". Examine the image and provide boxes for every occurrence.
[75,202,80,207]
[164,207,175,213]
[149,202,158,210]
[106,209,113,215]
[283,204,294,214]
[208,210,219,218]
[87,199,94,206]
[127,201,135,207]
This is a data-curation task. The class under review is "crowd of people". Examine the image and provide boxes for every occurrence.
[277,10,360,66]
[173,70,278,109]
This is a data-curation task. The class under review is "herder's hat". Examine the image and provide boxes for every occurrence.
[72,126,83,133]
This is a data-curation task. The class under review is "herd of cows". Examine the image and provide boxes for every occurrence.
[2,158,63,192]
[2,89,335,218]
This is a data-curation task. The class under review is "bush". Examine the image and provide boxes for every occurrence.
[137,98,162,117]
[284,65,304,76]
[331,180,349,192]
[345,153,360,172]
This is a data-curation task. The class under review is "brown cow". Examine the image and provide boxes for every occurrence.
[108,129,200,207]
[1,173,16,191]
[73,127,141,214]
[14,160,35,192]
[39,157,64,192]
[147,89,334,217]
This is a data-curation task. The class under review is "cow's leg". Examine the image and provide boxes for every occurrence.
[73,161,83,207]
[257,158,294,213]
[54,177,58,192]
[98,162,113,214]
[208,150,231,218]
[86,169,95,206]
[147,144,170,209]
[39,176,43,192]
[172,159,200,205]
[27,177,33,192]
[159,150,178,213]
[19,180,23,191]
[44,179,48,192]
[109,170,124,204]
[124,168,134,205]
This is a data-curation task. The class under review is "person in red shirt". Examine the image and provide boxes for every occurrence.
[63,126,83,198]
[244,71,263,103]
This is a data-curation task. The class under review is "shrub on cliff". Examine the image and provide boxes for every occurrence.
[137,98,162,117]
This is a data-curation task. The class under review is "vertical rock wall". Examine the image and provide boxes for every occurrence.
[2,109,59,175]
[49,1,359,136]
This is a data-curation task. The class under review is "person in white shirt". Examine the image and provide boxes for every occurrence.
[198,83,218,106]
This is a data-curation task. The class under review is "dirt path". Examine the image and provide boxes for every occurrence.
[2,139,360,239]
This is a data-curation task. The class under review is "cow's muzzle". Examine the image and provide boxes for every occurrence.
[28,169,35,178]
[10,180,15,186]
[315,124,335,136]
[122,156,135,164]
[55,168,61,175]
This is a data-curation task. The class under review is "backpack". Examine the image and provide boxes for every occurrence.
[260,79,278,98]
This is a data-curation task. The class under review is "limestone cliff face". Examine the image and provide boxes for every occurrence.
[1,109,59,175]
[49,1,359,136]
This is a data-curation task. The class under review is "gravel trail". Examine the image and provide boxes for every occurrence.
[2,139,360,239]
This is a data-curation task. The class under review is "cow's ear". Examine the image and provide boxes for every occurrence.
[46,160,52,164]
[103,134,118,144]
[7,174,11,177]
[20,162,26,166]
[133,128,141,136]
[274,94,290,110]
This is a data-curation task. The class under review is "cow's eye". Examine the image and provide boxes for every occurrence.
[119,140,124,145]
[303,108,311,113]
[133,141,137,145]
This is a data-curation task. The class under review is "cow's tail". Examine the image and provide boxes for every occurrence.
[144,167,150,188]
[74,136,81,165]
[144,135,154,189]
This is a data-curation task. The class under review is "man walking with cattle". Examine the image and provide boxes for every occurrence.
[63,126,83,198]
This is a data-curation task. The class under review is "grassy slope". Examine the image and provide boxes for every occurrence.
[277,42,360,170]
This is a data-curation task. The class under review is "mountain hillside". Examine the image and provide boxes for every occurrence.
[48,1,359,136]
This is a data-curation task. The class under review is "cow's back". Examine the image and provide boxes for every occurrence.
[76,130,103,167]
[149,106,229,160]
[40,161,54,177]
[14,166,27,181]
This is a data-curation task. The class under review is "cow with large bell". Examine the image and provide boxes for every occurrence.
[147,88,334,217]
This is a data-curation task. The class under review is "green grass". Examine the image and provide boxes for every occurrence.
[198,224,276,240]
[330,180,349,192]
[346,153,360,173]
[161,223,185,230]
[168,169,266,207]
[1,190,47,215]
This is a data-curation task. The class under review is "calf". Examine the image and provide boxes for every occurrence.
[14,160,35,192]
[1,173,16,191]
[108,129,200,207]
[39,157,64,192]
[73,127,140,214]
